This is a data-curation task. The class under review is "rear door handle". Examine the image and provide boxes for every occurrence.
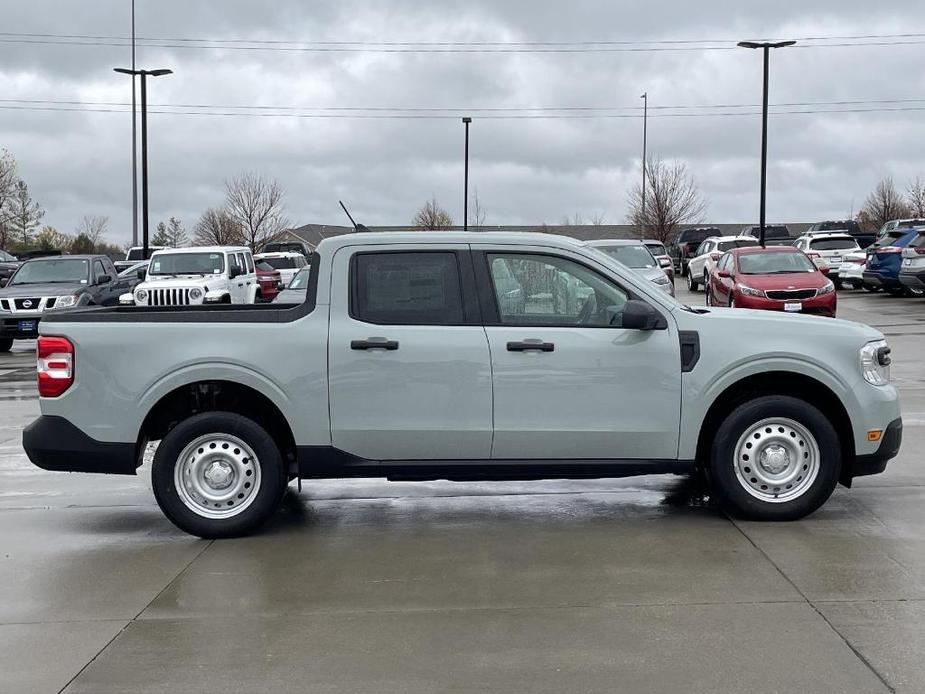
[351,338,399,351]
[507,340,554,352]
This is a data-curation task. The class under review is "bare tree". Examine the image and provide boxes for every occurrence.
[412,196,453,230]
[468,189,486,230]
[224,172,290,251]
[0,150,17,250]
[861,177,910,230]
[194,208,243,246]
[7,179,45,247]
[588,212,607,225]
[907,177,925,218]
[152,216,189,247]
[561,213,585,225]
[74,215,109,252]
[626,156,706,244]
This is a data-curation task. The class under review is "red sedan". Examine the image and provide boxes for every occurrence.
[706,246,836,317]
[255,261,283,302]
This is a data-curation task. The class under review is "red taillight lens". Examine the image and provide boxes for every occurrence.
[37,336,74,398]
[879,246,903,254]
[915,247,925,255]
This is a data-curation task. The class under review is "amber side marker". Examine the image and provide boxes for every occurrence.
[867,430,883,442]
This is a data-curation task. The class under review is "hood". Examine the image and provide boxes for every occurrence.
[138,276,216,290]
[735,272,828,290]
[0,282,84,298]
[636,267,669,283]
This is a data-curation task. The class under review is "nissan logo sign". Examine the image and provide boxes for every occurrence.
[22,300,33,308]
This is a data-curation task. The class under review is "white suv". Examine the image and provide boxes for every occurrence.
[254,251,308,287]
[793,233,860,287]
[686,235,759,291]
[125,246,258,306]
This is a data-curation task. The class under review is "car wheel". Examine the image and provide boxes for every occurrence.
[709,395,840,521]
[729,295,735,308]
[904,287,925,297]
[862,283,880,293]
[886,287,905,297]
[687,271,697,291]
[0,338,12,353]
[705,287,713,306]
[833,278,842,290]
[151,412,288,538]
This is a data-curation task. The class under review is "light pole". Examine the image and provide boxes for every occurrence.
[130,0,137,248]
[113,67,173,259]
[640,92,648,240]
[737,39,796,246]
[462,117,471,231]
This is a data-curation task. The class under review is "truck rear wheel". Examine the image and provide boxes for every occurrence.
[152,412,288,538]
[0,338,12,353]
[709,395,841,521]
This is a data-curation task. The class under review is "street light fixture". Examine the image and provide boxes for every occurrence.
[737,39,796,246]
[462,117,472,231]
[640,92,648,240]
[114,67,173,259]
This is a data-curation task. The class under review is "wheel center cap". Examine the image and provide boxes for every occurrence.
[759,445,790,474]
[203,460,234,490]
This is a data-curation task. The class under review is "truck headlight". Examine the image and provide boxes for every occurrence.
[737,284,766,297]
[135,289,148,303]
[860,339,891,386]
[189,287,203,301]
[53,295,79,309]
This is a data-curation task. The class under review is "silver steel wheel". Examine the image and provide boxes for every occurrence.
[174,433,262,519]
[687,272,695,291]
[733,417,820,503]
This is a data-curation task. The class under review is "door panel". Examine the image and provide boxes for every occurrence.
[327,246,493,460]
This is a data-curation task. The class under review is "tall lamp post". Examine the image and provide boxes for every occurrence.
[462,117,472,231]
[737,39,796,246]
[130,0,138,248]
[113,67,173,259]
[640,92,648,240]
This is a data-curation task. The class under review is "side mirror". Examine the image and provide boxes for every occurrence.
[97,274,112,285]
[0,278,7,288]
[618,300,665,330]
[136,269,147,280]
[716,270,731,279]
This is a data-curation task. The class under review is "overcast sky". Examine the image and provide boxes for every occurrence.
[2,0,924,245]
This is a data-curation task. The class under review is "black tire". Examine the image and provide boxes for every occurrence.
[687,271,698,292]
[152,412,288,538]
[862,283,880,293]
[709,395,841,521]
[886,286,905,297]
[832,278,842,290]
[0,338,12,353]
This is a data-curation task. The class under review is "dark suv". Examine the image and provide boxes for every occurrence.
[670,227,718,276]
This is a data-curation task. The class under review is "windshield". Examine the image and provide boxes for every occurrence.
[118,262,147,277]
[11,258,89,285]
[679,229,712,244]
[738,252,816,274]
[809,238,858,251]
[149,252,225,276]
[287,268,311,289]
[261,256,298,270]
[0,250,15,262]
[595,245,657,268]
[718,239,759,252]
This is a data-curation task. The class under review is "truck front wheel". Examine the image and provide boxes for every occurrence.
[152,412,288,538]
[709,395,841,521]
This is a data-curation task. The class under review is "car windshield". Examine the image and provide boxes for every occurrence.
[261,256,298,270]
[738,252,816,274]
[149,252,225,276]
[809,238,858,251]
[595,245,657,268]
[256,261,276,273]
[718,239,759,252]
[0,250,15,262]
[118,262,147,277]
[288,268,311,289]
[11,258,89,285]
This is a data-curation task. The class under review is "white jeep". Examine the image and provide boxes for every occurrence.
[122,246,258,306]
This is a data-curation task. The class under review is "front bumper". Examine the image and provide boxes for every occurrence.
[863,270,901,289]
[23,415,138,475]
[733,292,836,317]
[845,418,903,483]
[0,313,42,338]
[898,268,925,289]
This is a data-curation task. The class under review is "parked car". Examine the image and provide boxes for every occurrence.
[640,239,675,283]
[125,246,258,306]
[836,251,868,289]
[262,241,313,259]
[863,228,925,296]
[23,231,902,537]
[686,235,759,291]
[669,227,718,275]
[114,245,168,272]
[255,261,283,303]
[898,231,925,292]
[253,251,308,286]
[793,233,861,288]
[878,219,925,239]
[586,240,675,296]
[738,225,793,246]
[0,255,127,352]
[707,246,836,316]
[273,266,311,303]
[0,249,22,283]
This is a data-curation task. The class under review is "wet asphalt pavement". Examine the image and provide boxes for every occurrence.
[1,286,924,693]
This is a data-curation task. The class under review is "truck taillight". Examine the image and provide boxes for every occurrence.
[879,246,903,254]
[37,336,74,398]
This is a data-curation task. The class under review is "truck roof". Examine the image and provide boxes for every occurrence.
[151,246,251,255]
[314,231,585,253]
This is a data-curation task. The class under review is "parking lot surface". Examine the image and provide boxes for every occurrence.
[1,287,923,693]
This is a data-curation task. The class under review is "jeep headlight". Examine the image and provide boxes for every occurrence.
[135,288,148,303]
[54,294,79,309]
[189,287,203,301]
[860,339,891,386]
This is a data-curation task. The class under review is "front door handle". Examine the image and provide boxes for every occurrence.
[507,340,554,352]
[351,338,400,351]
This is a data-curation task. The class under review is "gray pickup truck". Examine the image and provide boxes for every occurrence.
[23,232,902,537]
